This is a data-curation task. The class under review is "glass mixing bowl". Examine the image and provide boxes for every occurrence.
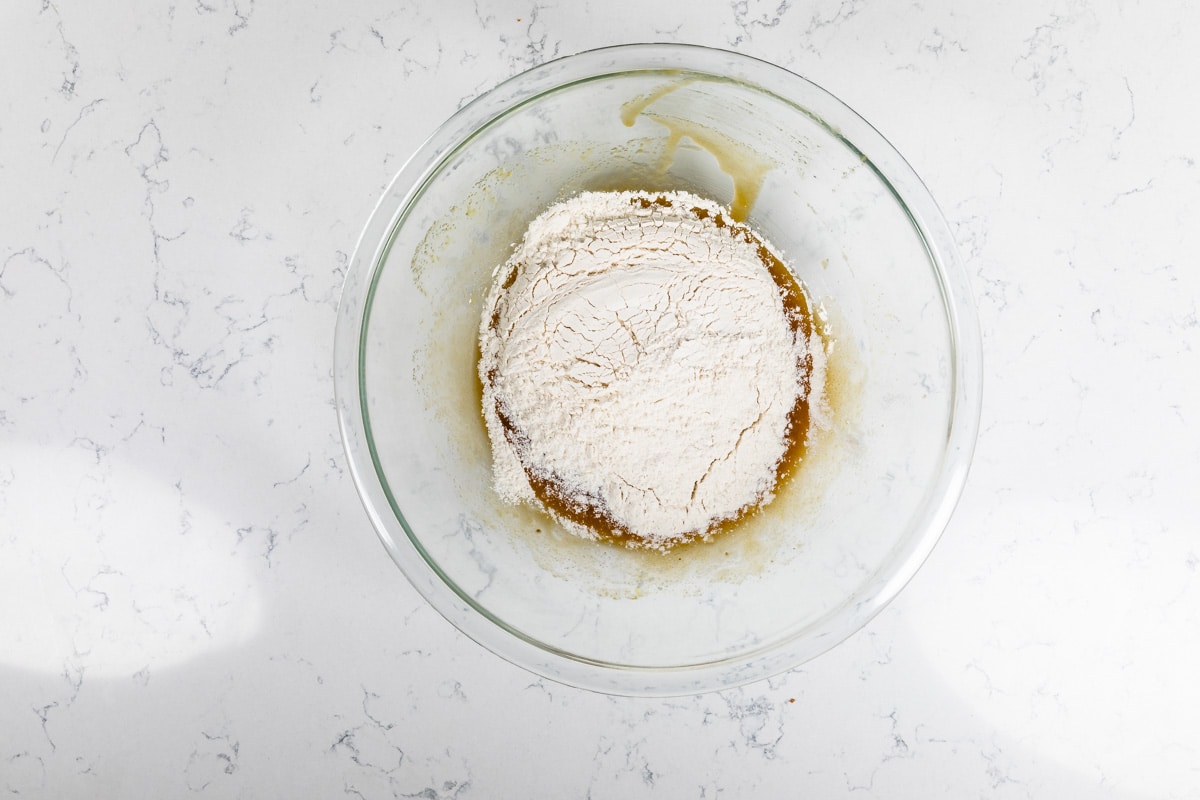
[334,43,982,695]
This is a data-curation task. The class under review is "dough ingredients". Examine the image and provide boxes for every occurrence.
[478,190,826,550]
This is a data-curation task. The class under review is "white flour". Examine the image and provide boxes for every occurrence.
[478,190,825,550]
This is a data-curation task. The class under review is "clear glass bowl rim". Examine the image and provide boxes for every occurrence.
[333,42,984,696]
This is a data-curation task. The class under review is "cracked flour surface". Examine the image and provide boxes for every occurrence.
[478,190,821,550]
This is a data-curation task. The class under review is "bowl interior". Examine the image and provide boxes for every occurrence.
[344,47,975,695]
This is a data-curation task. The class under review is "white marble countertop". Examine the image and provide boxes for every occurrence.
[3,1,1198,797]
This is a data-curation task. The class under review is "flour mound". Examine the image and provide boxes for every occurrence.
[478,190,821,550]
